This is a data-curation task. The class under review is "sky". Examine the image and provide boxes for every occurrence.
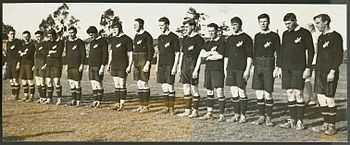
[2,3,347,49]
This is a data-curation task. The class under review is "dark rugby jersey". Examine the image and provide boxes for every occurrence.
[5,39,22,64]
[66,38,86,68]
[181,34,205,64]
[34,41,48,66]
[157,32,180,66]
[46,40,64,66]
[204,37,225,70]
[133,31,154,62]
[253,31,281,66]
[20,41,36,66]
[315,31,343,72]
[225,32,253,70]
[88,37,108,66]
[109,34,133,69]
[280,27,315,70]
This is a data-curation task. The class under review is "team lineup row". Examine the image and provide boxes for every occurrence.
[2,12,343,136]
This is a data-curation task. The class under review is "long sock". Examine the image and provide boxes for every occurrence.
[304,81,313,102]
[144,89,150,106]
[71,88,77,100]
[288,101,297,120]
[257,98,265,116]
[47,87,53,99]
[320,106,328,124]
[29,85,35,98]
[240,97,248,115]
[76,88,82,101]
[206,95,214,110]
[115,88,121,103]
[265,99,274,118]
[11,84,16,96]
[163,91,169,107]
[38,86,43,98]
[192,95,200,110]
[92,89,98,101]
[328,106,337,125]
[296,102,305,122]
[23,84,29,97]
[42,85,47,98]
[56,85,62,98]
[138,89,144,106]
[98,89,104,101]
[15,85,21,98]
[169,92,175,108]
[218,96,226,114]
[232,97,240,114]
[184,95,192,110]
[120,88,127,102]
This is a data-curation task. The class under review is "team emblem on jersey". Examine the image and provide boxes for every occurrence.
[211,46,218,51]
[164,42,170,48]
[188,45,194,51]
[93,44,98,48]
[137,40,142,45]
[38,46,43,50]
[294,37,302,44]
[116,43,122,48]
[72,45,77,50]
[10,45,15,50]
[323,41,330,48]
[264,41,272,48]
[236,41,243,47]
[52,45,57,49]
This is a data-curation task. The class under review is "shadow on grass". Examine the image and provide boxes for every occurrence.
[3,130,75,141]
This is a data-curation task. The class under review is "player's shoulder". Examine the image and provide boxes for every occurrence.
[169,32,179,39]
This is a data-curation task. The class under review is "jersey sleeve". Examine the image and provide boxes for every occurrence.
[331,33,344,70]
[79,39,86,65]
[173,34,180,52]
[274,33,281,68]
[245,34,253,58]
[304,30,315,68]
[101,39,109,66]
[146,33,155,62]
[126,37,133,52]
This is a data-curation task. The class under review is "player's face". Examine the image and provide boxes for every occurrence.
[208,27,217,39]
[314,17,327,33]
[35,34,43,42]
[258,18,270,31]
[184,24,194,35]
[68,29,77,39]
[284,20,297,31]
[47,33,54,41]
[7,31,15,41]
[112,27,120,35]
[88,33,97,39]
[231,22,240,33]
[23,33,31,42]
[158,21,168,33]
[133,21,141,32]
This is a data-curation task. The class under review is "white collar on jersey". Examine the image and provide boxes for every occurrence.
[95,36,102,40]
[260,29,272,34]
[211,36,220,41]
[117,33,125,37]
[294,25,301,31]
[161,30,171,35]
[136,30,145,35]
[24,40,32,44]
[323,28,334,34]
[232,30,243,36]
[68,37,78,41]
[188,32,199,38]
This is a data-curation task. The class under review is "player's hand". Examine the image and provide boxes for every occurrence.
[107,65,111,72]
[273,67,281,79]
[41,64,47,70]
[192,71,198,79]
[16,63,20,70]
[99,66,104,75]
[177,66,182,75]
[85,65,89,72]
[126,66,131,73]
[327,70,335,82]
[142,64,150,73]
[171,66,177,75]
[79,65,84,72]
[32,66,35,71]
[243,69,250,81]
[303,68,311,79]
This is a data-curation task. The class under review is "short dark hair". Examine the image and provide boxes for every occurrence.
[207,23,219,31]
[258,13,270,22]
[231,17,242,26]
[283,13,297,21]
[135,18,144,28]
[47,29,57,35]
[34,30,44,36]
[22,30,31,36]
[8,28,16,34]
[183,18,196,26]
[68,26,77,33]
[313,14,331,25]
[112,22,123,32]
[158,17,170,25]
[86,26,98,34]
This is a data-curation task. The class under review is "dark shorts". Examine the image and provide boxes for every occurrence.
[204,69,224,90]
[34,64,46,78]
[67,67,83,81]
[282,69,304,90]
[314,70,339,97]
[225,69,246,89]
[157,65,175,84]
[133,52,150,81]
[5,63,19,80]
[180,62,199,85]
[252,57,275,92]
[89,66,104,81]
[19,64,34,80]
[46,65,62,78]
[111,68,127,78]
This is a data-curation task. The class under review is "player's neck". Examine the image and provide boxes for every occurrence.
[260,29,271,34]
[137,29,145,35]
[162,30,170,35]
[323,27,333,34]
[188,32,198,37]
[232,30,243,35]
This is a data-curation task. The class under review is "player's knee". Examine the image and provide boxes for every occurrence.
[294,90,304,102]
[326,97,336,107]
[207,89,214,95]
[255,90,264,99]
[230,86,239,97]
[238,88,246,98]
[264,91,273,100]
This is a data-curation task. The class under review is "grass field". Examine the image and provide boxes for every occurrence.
[2,64,347,142]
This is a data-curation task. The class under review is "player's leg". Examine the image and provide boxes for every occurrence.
[324,71,339,135]
[118,77,127,111]
[20,79,29,101]
[53,77,62,105]
[168,83,176,115]
[238,87,248,123]
[112,76,121,110]
[35,76,44,103]
[158,83,170,113]
[252,90,265,125]
[279,70,297,128]
[199,89,214,120]
[264,91,274,126]
[44,77,53,104]
[26,79,35,102]
[227,86,240,122]
[68,79,77,106]
[216,87,225,122]
[177,84,192,117]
